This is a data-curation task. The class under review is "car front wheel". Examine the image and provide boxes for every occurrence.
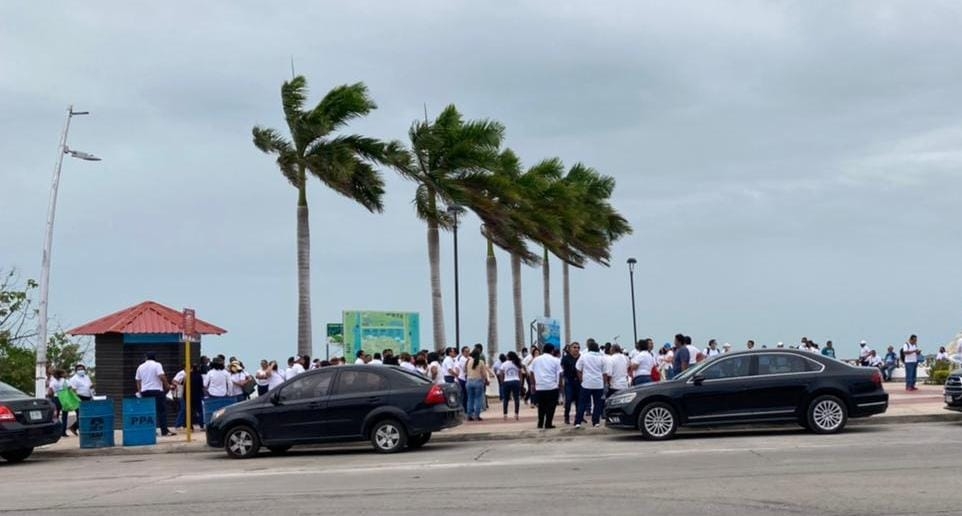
[638,402,678,440]
[807,395,848,434]
[408,432,431,449]
[371,419,407,453]
[225,425,260,459]
[1,448,33,463]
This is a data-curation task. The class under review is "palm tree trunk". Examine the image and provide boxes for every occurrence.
[542,247,551,318]
[427,217,446,351]
[512,253,524,353]
[486,238,498,360]
[296,182,312,358]
[563,261,571,346]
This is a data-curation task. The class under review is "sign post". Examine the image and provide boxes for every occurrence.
[182,309,196,443]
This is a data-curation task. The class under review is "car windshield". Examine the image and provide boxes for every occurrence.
[671,359,716,382]
[0,381,28,400]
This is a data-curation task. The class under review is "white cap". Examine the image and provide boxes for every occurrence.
[723,342,731,348]
[860,340,867,345]
[777,342,784,348]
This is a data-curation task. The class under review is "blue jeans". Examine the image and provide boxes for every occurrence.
[175,397,187,428]
[576,388,604,426]
[632,375,652,386]
[466,379,486,419]
[502,380,521,415]
[905,362,918,389]
[564,380,582,422]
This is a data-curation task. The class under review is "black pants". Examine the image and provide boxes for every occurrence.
[257,384,269,397]
[68,395,92,433]
[502,380,521,415]
[564,381,581,422]
[536,389,559,428]
[141,390,171,434]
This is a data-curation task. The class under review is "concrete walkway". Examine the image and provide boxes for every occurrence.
[38,382,955,457]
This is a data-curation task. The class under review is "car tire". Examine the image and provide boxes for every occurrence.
[267,445,291,455]
[224,425,260,459]
[1,448,33,463]
[807,395,848,434]
[371,419,407,453]
[638,402,678,440]
[407,432,432,449]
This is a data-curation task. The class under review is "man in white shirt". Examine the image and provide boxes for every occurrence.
[287,356,306,378]
[369,353,384,365]
[704,340,722,359]
[575,341,608,428]
[135,352,174,436]
[529,343,562,429]
[354,350,366,365]
[441,347,459,383]
[902,334,921,391]
[685,336,701,367]
[607,344,630,397]
[67,364,94,435]
[858,341,873,366]
[457,346,470,411]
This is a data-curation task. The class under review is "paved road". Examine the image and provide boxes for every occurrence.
[4,422,961,515]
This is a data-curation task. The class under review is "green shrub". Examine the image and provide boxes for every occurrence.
[927,360,952,385]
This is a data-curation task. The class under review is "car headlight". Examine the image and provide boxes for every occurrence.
[212,408,226,421]
[607,392,637,407]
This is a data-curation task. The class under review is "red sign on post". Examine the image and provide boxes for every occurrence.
[183,308,196,337]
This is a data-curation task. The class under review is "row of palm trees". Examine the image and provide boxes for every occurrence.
[253,76,631,357]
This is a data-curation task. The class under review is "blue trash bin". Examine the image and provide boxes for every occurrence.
[123,397,157,446]
[79,399,114,448]
[203,397,237,426]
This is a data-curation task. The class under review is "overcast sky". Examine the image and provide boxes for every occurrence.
[3,1,961,364]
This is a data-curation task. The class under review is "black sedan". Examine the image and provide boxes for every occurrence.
[943,369,962,412]
[207,365,463,458]
[605,350,888,440]
[0,381,61,463]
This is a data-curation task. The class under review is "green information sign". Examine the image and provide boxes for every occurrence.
[342,311,420,360]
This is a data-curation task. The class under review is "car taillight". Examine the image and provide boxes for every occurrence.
[0,405,15,422]
[871,370,883,388]
[425,385,446,406]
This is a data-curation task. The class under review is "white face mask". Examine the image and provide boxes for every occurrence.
[76,370,86,377]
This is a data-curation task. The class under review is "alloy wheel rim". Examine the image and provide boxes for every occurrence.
[644,407,673,437]
[813,400,843,430]
[228,429,254,455]
[375,424,400,449]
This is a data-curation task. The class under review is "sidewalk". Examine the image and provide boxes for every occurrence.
[37,383,956,457]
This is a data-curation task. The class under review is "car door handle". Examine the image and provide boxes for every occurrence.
[367,397,383,403]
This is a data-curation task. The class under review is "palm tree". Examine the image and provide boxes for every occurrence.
[557,164,632,345]
[392,105,509,351]
[253,76,394,357]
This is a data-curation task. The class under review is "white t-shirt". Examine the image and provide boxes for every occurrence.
[457,355,468,381]
[868,356,883,367]
[686,345,701,366]
[608,354,630,390]
[68,374,94,397]
[902,343,920,364]
[501,361,521,382]
[441,356,457,377]
[859,345,872,359]
[631,351,657,378]
[369,359,383,366]
[254,368,270,387]
[428,361,444,384]
[705,348,722,358]
[354,358,366,365]
[937,352,948,361]
[267,369,285,391]
[287,363,305,378]
[135,360,165,392]
[228,372,249,396]
[205,369,231,397]
[400,362,418,373]
[530,354,561,391]
[576,352,608,390]
[48,377,67,395]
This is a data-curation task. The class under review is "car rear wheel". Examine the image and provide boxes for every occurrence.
[807,395,848,434]
[1,448,33,463]
[408,432,432,449]
[371,419,407,453]
[225,425,260,459]
[638,402,678,440]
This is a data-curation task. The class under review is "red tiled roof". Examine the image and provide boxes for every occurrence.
[67,301,227,336]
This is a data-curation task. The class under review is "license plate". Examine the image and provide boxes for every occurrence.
[947,395,954,404]
[28,410,42,421]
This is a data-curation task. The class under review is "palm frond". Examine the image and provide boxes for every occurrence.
[309,82,377,132]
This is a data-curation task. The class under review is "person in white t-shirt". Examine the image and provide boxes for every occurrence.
[204,360,232,398]
[287,356,306,379]
[704,340,722,359]
[522,347,540,407]
[858,341,873,366]
[354,350,366,365]
[135,352,173,436]
[902,335,922,391]
[266,361,286,391]
[441,347,460,383]
[606,345,630,396]
[426,352,444,385]
[228,361,251,401]
[500,352,523,420]
[529,344,561,429]
[254,360,272,397]
[685,336,701,367]
[630,340,657,386]
[575,341,607,428]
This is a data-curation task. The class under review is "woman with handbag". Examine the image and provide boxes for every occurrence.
[465,349,490,421]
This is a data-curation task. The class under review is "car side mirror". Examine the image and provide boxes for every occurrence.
[693,375,706,386]
[270,391,281,405]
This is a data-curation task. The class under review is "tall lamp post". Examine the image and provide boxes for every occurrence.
[35,106,100,399]
[447,204,466,350]
[627,257,638,348]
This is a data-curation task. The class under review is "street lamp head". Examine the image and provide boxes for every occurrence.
[69,110,90,116]
[627,257,637,272]
[65,148,101,161]
[446,204,465,215]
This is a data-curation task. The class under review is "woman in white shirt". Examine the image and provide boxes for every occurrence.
[522,347,540,407]
[204,361,232,398]
[66,364,94,435]
[266,361,286,391]
[228,362,251,402]
[500,352,523,420]
[630,340,657,386]
[426,352,444,385]
[47,369,69,437]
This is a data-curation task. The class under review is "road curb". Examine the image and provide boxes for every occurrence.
[34,412,958,458]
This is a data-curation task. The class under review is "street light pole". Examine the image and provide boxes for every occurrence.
[34,106,99,399]
[447,204,465,350]
[627,257,638,348]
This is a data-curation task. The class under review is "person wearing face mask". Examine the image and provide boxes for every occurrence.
[66,364,94,436]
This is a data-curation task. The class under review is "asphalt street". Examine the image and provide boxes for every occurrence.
[3,421,960,515]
